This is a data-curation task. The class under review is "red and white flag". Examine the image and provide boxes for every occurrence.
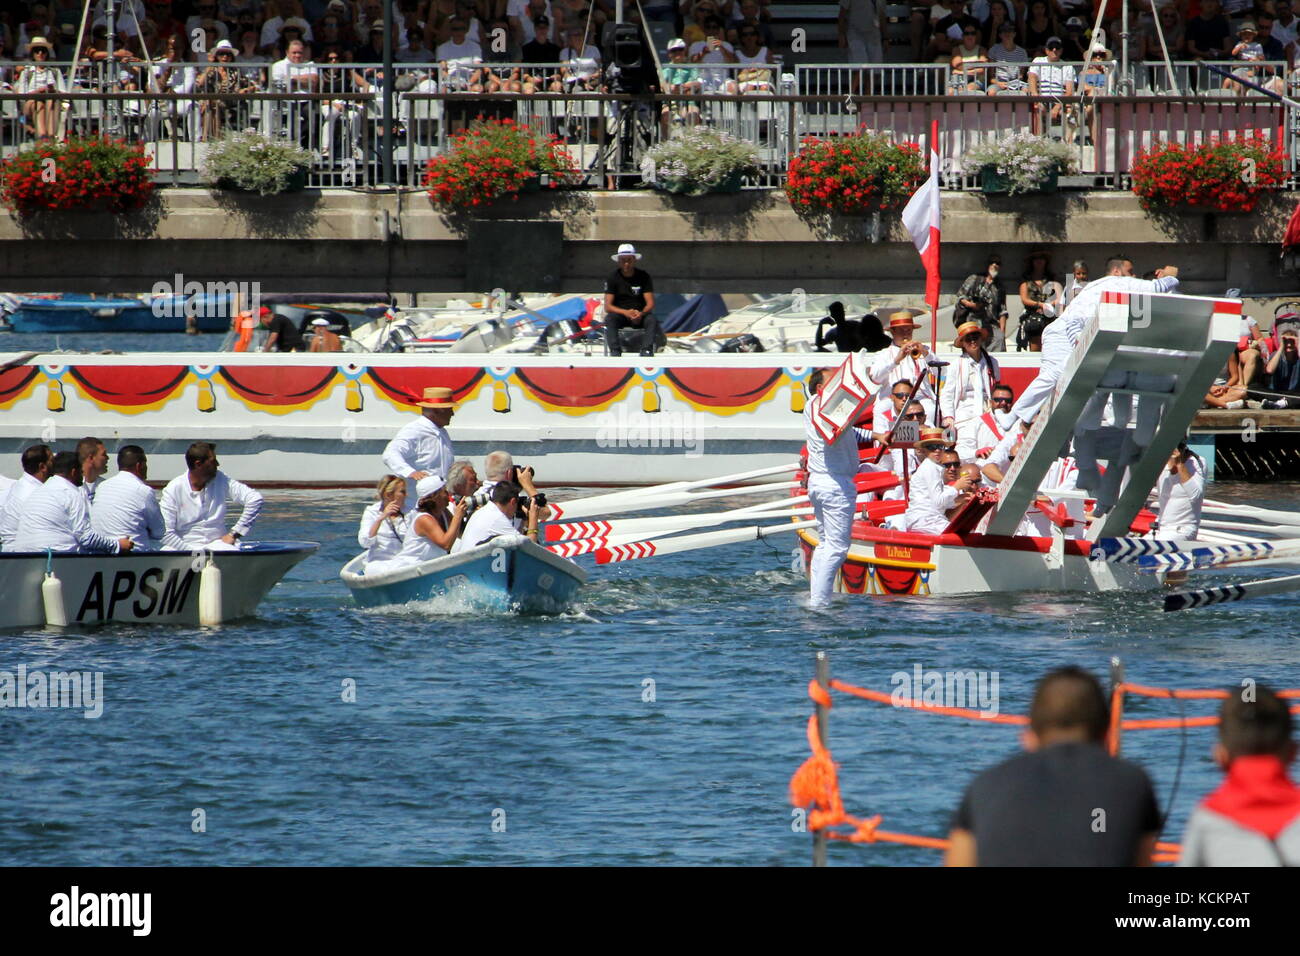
[901,122,941,311]
[1283,198,1300,254]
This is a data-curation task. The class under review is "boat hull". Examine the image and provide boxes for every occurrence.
[7,296,230,333]
[341,536,587,614]
[797,528,1157,596]
[0,542,318,628]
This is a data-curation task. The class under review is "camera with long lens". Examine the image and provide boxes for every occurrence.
[460,487,492,516]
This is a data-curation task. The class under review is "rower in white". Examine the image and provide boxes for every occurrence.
[160,441,263,550]
[896,427,974,534]
[13,451,133,554]
[878,400,927,501]
[0,444,52,550]
[90,445,166,549]
[805,368,859,606]
[76,437,108,509]
[1152,440,1206,541]
[381,385,457,506]
[940,321,1001,461]
[972,383,1015,461]
[868,310,935,426]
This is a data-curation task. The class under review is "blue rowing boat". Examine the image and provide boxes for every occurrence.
[4,293,233,333]
[340,535,586,615]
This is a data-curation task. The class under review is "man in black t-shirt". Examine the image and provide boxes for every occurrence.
[1187,0,1232,60]
[603,243,658,357]
[945,666,1162,866]
[260,309,305,352]
[521,16,562,63]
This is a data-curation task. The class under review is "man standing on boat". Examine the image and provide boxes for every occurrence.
[0,444,51,550]
[941,322,1000,461]
[160,442,264,550]
[382,386,458,505]
[91,445,166,550]
[13,452,133,554]
[804,368,858,607]
[603,243,659,358]
[867,310,934,425]
[1009,257,1180,428]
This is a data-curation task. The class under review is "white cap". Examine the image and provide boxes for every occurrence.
[667,38,686,50]
[416,475,445,499]
[611,242,642,261]
[311,317,330,326]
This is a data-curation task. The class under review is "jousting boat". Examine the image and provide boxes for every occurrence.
[0,542,318,629]
[795,289,1244,596]
[340,534,587,615]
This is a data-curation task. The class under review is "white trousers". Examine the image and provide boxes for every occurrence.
[1010,329,1071,424]
[807,473,855,606]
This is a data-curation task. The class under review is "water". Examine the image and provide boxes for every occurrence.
[2,482,1298,866]
[0,332,222,355]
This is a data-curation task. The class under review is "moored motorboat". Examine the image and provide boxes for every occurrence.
[0,541,318,629]
[340,534,586,614]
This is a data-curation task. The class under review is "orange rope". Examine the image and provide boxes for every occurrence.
[791,676,1300,864]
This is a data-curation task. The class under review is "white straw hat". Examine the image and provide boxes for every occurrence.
[611,242,642,262]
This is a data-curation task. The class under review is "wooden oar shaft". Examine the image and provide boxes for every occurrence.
[550,479,799,521]
[549,462,799,518]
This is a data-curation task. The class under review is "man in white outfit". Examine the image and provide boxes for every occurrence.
[941,321,1001,461]
[160,442,263,550]
[973,383,1015,459]
[0,444,52,550]
[382,386,457,506]
[901,427,973,534]
[13,452,133,554]
[868,310,935,426]
[1010,257,1180,427]
[1152,441,1205,540]
[91,445,166,550]
[805,368,860,606]
[77,436,109,509]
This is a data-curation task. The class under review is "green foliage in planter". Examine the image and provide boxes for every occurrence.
[966,133,1077,195]
[203,130,313,195]
[645,125,760,196]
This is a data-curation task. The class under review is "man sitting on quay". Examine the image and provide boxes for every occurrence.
[91,445,166,550]
[160,441,264,550]
[12,451,134,554]
[946,666,1162,866]
[0,443,52,550]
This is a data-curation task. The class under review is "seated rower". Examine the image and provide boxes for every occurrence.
[453,481,539,552]
[365,475,467,575]
[980,432,1082,537]
[0,444,52,550]
[160,441,264,550]
[77,436,109,509]
[90,445,166,549]
[889,427,974,534]
[879,400,928,501]
[358,474,408,566]
[12,451,134,554]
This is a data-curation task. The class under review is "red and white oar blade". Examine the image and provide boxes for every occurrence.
[544,520,613,542]
[1165,571,1300,611]
[547,462,798,519]
[546,537,608,558]
[595,519,820,564]
[549,479,799,521]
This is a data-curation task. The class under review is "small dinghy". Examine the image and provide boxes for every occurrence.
[340,534,587,615]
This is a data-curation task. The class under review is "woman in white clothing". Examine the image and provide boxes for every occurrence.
[940,321,1001,461]
[365,474,467,575]
[358,474,408,565]
[17,37,63,139]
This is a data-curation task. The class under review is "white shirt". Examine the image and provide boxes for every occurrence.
[903,456,959,535]
[0,472,44,549]
[358,500,407,563]
[0,475,14,514]
[1028,57,1076,96]
[455,502,519,551]
[13,475,120,553]
[436,39,484,61]
[82,476,104,509]
[393,508,449,564]
[939,350,1000,428]
[1154,456,1205,539]
[270,57,318,94]
[1048,274,1180,348]
[381,416,455,500]
[981,426,1021,473]
[160,470,264,549]
[973,412,1007,459]
[804,402,859,481]
[91,471,166,549]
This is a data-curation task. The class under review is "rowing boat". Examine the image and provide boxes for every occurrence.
[340,534,587,614]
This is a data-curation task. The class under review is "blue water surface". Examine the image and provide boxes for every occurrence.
[2,481,1298,867]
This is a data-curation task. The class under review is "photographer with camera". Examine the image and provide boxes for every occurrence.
[1256,318,1300,409]
[480,450,553,525]
[454,481,540,551]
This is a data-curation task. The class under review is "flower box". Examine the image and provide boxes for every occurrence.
[656,169,746,196]
[424,118,578,210]
[0,137,154,217]
[980,164,1058,195]
[646,126,758,197]
[1131,135,1285,213]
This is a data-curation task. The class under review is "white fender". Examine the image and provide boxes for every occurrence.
[199,556,223,626]
[42,570,68,628]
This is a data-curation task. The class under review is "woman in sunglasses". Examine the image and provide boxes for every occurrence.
[734,25,774,93]
[950,23,988,91]
[940,321,1001,461]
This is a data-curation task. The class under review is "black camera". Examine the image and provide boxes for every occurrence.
[516,492,547,511]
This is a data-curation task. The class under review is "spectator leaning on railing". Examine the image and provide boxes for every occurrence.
[1027,36,1074,137]
[986,20,1027,94]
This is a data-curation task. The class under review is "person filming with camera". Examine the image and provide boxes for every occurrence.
[475,450,553,525]
[454,481,540,551]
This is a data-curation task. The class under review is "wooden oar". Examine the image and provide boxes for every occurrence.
[1203,500,1300,528]
[1165,571,1300,611]
[548,479,799,522]
[550,504,825,558]
[595,519,820,564]
[1200,519,1300,538]
[548,462,798,519]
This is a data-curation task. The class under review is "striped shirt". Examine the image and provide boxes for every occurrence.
[13,475,121,553]
[91,471,166,549]
[1028,57,1075,96]
[989,44,1028,84]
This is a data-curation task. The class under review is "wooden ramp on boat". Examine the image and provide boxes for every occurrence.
[986,291,1241,538]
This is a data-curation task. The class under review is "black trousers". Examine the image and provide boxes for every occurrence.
[604,311,660,355]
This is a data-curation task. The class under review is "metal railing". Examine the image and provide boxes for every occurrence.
[0,59,1293,190]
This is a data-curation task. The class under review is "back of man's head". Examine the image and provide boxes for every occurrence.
[1105,256,1127,275]
[117,444,147,472]
[21,443,51,476]
[491,481,520,508]
[1219,685,1294,761]
[808,369,826,394]
[185,441,216,470]
[1029,666,1109,744]
[484,450,514,482]
[49,451,80,479]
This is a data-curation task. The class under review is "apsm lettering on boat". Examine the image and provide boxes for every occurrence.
[75,568,197,623]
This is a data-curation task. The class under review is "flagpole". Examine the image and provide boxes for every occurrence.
[929,119,939,356]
